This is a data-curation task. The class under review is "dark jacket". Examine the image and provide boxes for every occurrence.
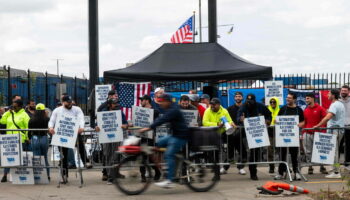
[28,116,50,139]
[237,102,272,125]
[100,105,128,125]
[151,100,165,114]
[150,103,188,139]
[227,104,241,125]
[97,101,108,112]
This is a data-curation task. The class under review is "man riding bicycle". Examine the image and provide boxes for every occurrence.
[139,93,188,188]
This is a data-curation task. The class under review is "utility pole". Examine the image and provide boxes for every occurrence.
[208,0,217,43]
[199,0,202,42]
[52,58,63,77]
[88,0,99,93]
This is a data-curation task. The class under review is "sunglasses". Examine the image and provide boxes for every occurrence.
[270,101,276,104]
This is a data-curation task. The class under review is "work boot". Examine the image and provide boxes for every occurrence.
[308,166,314,175]
[154,170,161,181]
[269,165,275,174]
[1,176,7,183]
[320,166,328,174]
[102,174,108,181]
[250,175,259,181]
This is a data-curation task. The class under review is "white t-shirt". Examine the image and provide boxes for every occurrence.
[327,101,345,128]
[48,106,85,129]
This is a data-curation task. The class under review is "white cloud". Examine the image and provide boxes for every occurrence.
[3,37,43,53]
[266,0,350,28]
[0,0,350,78]
[139,33,172,50]
[0,0,55,13]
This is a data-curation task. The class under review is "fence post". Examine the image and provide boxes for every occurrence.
[45,71,49,107]
[85,78,88,113]
[74,76,77,103]
[27,69,31,101]
[7,65,12,106]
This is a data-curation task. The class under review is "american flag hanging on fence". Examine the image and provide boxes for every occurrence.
[170,16,194,44]
[117,82,151,121]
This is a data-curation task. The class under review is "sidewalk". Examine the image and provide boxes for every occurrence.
[0,166,346,200]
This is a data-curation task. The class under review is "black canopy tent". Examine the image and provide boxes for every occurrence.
[104,43,272,83]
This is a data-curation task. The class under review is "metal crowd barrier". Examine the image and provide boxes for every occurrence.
[0,129,62,186]
[1,126,349,187]
[218,126,349,182]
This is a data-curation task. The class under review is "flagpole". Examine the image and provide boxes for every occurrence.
[193,11,196,43]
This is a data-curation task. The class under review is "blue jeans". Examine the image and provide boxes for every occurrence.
[156,135,187,181]
[68,149,75,166]
[31,135,50,177]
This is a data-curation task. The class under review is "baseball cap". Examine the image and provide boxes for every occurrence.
[108,90,116,96]
[180,95,190,101]
[209,98,221,105]
[235,91,243,96]
[157,93,172,102]
[200,94,210,100]
[138,94,151,101]
[189,94,200,102]
[62,95,72,103]
[36,103,46,111]
[154,87,164,93]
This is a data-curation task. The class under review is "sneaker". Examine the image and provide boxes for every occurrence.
[1,176,7,183]
[274,174,283,180]
[85,163,93,169]
[238,169,246,175]
[154,180,175,189]
[308,166,314,175]
[325,172,341,179]
[220,167,227,175]
[107,181,113,185]
[294,172,302,181]
[107,178,114,185]
[320,166,328,174]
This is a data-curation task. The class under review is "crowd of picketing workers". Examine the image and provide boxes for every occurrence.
[0,93,92,184]
[0,85,349,189]
[92,85,350,188]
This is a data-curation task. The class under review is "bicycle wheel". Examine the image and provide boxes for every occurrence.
[114,154,152,195]
[184,152,219,192]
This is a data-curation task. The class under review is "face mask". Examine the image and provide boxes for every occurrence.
[247,99,256,106]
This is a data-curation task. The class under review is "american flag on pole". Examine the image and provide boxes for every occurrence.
[170,16,194,44]
[116,82,151,121]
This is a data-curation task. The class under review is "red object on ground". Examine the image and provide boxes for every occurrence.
[277,182,309,194]
[257,181,309,195]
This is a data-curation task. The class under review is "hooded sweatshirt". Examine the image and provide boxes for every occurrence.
[267,97,280,125]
